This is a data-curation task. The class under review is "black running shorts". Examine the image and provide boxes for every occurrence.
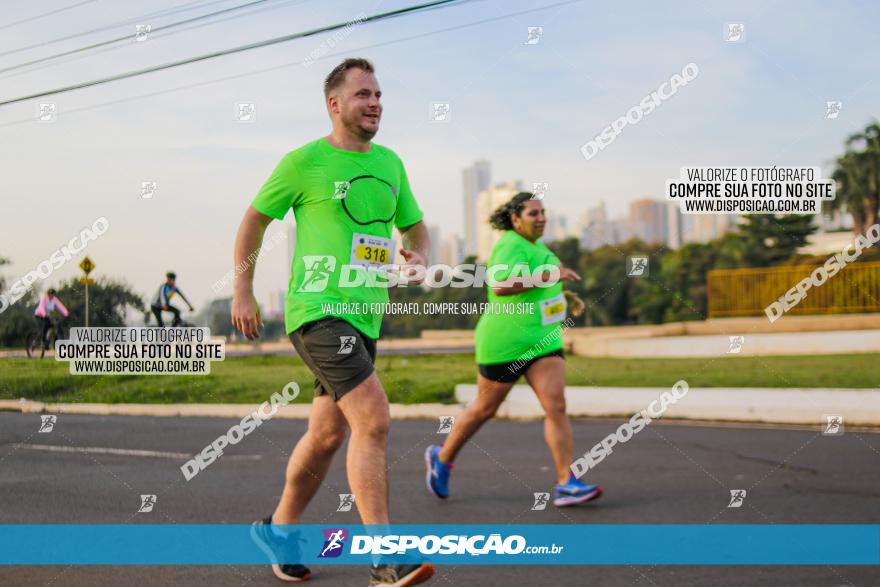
[289,317,377,401]
[478,349,564,383]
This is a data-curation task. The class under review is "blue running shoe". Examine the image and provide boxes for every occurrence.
[250,517,311,582]
[553,474,603,507]
[425,445,453,499]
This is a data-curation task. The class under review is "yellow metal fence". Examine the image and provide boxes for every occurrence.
[708,261,880,318]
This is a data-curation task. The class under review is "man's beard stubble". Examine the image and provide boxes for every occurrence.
[343,111,378,141]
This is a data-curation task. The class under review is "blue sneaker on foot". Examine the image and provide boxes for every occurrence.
[425,445,453,499]
[250,517,311,582]
[553,474,603,507]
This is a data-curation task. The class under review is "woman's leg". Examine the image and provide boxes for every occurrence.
[524,355,572,485]
[438,374,515,463]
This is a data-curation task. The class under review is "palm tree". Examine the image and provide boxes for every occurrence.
[829,122,880,234]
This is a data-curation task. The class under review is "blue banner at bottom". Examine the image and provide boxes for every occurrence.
[0,525,877,565]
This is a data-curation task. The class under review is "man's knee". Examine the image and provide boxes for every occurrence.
[339,375,390,441]
[310,426,347,454]
[354,413,389,442]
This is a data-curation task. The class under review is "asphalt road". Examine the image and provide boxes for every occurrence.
[1,412,878,586]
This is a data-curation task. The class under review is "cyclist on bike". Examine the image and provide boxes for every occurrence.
[34,288,69,349]
[150,272,194,327]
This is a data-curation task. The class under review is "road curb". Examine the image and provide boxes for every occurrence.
[0,400,459,420]
[3,387,879,425]
[455,385,880,426]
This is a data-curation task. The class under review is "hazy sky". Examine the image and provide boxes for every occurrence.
[1,0,878,311]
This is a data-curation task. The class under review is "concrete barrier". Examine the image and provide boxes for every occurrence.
[422,314,880,357]
[455,384,880,426]
[569,329,880,357]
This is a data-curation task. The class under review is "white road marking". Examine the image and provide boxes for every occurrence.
[10,443,262,460]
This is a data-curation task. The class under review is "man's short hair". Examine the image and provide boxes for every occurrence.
[324,58,375,100]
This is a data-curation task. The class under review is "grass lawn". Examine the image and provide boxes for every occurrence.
[0,352,876,405]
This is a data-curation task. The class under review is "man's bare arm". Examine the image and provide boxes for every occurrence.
[231,205,274,339]
[398,220,430,285]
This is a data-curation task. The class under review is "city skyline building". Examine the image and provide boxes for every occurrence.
[462,160,491,258]
[476,180,522,261]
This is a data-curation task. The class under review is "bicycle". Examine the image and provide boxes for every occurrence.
[148,307,194,328]
[26,317,66,359]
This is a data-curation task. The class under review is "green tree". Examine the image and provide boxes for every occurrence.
[0,256,40,347]
[198,298,233,336]
[383,264,486,337]
[579,239,667,326]
[636,242,719,322]
[548,238,588,326]
[829,121,880,234]
[731,215,817,267]
[548,237,581,271]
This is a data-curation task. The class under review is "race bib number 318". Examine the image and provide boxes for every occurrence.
[350,233,394,269]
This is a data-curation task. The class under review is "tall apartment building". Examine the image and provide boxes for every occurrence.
[629,198,669,245]
[441,234,464,266]
[426,224,441,265]
[476,180,523,261]
[683,214,736,243]
[667,202,683,249]
[544,213,569,243]
[462,160,491,258]
[580,202,610,250]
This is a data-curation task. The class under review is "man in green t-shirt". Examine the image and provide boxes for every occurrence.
[232,58,433,587]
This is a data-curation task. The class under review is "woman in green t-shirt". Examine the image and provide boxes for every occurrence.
[425,192,603,507]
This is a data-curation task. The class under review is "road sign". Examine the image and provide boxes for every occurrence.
[78,258,95,327]
[79,257,95,275]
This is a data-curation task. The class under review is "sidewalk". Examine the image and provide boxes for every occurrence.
[0,399,455,420]
[3,385,879,426]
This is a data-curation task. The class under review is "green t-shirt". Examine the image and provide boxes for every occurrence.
[475,230,566,364]
[251,138,423,339]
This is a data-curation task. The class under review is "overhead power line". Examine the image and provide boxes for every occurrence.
[0,0,232,57]
[0,0,464,107]
[0,0,97,32]
[0,0,311,84]
[0,0,585,127]
[0,0,293,75]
